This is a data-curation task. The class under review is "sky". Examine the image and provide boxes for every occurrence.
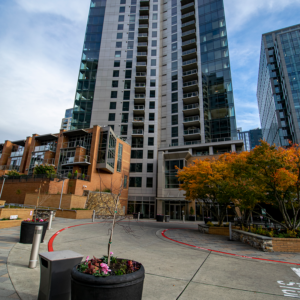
[0,0,300,142]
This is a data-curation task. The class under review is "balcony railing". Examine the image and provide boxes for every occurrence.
[183,80,198,88]
[31,158,55,167]
[182,38,196,47]
[0,165,20,171]
[139,24,148,28]
[184,129,200,135]
[194,151,209,156]
[137,42,148,47]
[139,15,149,20]
[184,116,200,122]
[135,94,145,98]
[134,105,145,110]
[135,83,146,88]
[34,145,56,152]
[61,155,90,165]
[161,140,201,148]
[182,58,197,66]
[133,117,145,122]
[183,92,199,99]
[206,137,240,143]
[182,11,195,19]
[182,29,196,37]
[62,141,87,148]
[183,69,197,76]
[182,48,197,56]
[136,72,147,76]
[137,52,147,56]
[10,150,24,158]
[181,20,195,28]
[183,103,199,110]
[181,2,194,10]
[138,33,148,37]
[140,7,149,10]
[185,140,201,146]
[132,129,144,135]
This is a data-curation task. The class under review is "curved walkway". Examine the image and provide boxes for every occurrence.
[162,228,300,265]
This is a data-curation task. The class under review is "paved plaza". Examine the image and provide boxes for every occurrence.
[0,218,300,299]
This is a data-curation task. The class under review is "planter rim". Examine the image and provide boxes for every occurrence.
[71,261,145,286]
[232,229,272,240]
[21,221,49,225]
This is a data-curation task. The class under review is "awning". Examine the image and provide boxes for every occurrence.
[11,140,26,147]
[35,134,58,142]
[63,129,89,137]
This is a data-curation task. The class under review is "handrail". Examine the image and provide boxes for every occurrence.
[139,24,148,28]
[182,38,196,46]
[134,105,145,110]
[10,151,24,157]
[183,92,199,99]
[136,72,147,76]
[181,2,194,10]
[182,11,195,19]
[135,83,146,87]
[137,52,147,55]
[136,62,147,66]
[139,15,149,19]
[34,145,56,152]
[181,20,195,28]
[134,94,145,98]
[184,116,199,122]
[183,80,198,87]
[184,128,200,135]
[183,69,197,76]
[182,48,197,56]
[183,103,199,110]
[182,29,196,37]
[137,42,147,46]
[182,58,197,66]
[61,155,90,165]
[138,33,148,37]
[133,117,144,121]
[132,129,144,134]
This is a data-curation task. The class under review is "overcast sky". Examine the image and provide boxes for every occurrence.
[0,0,300,142]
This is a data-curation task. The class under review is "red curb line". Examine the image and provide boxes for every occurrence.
[161,229,300,266]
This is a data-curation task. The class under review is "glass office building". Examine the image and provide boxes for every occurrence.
[257,24,300,146]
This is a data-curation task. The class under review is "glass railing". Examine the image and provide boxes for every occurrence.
[182,20,195,28]
[181,2,194,10]
[137,42,148,46]
[134,105,145,110]
[182,29,196,37]
[138,33,148,37]
[61,155,90,165]
[0,165,20,171]
[182,38,196,46]
[139,24,148,28]
[194,151,209,156]
[183,103,199,110]
[182,58,197,66]
[182,48,197,56]
[132,129,144,134]
[140,7,149,10]
[135,83,146,87]
[10,150,24,157]
[183,80,198,87]
[136,72,147,76]
[182,11,195,19]
[139,15,149,19]
[136,62,147,66]
[206,137,240,143]
[184,116,199,122]
[137,52,147,56]
[62,140,87,148]
[184,129,200,135]
[183,92,199,99]
[135,94,145,98]
[34,145,56,152]
[184,140,201,146]
[133,117,145,122]
[183,69,197,76]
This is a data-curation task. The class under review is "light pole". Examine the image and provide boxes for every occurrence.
[0,175,8,200]
[59,177,68,209]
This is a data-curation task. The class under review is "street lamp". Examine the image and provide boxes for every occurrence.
[0,175,8,200]
[59,177,68,209]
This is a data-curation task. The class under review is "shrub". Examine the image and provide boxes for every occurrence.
[189,206,195,215]
[7,170,20,177]
[102,188,111,193]
[33,164,55,175]
[206,221,214,227]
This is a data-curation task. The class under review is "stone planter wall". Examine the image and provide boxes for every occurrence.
[198,224,209,234]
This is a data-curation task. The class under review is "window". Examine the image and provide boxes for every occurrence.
[118,15,124,22]
[131,150,143,159]
[108,113,115,121]
[113,70,119,77]
[111,91,117,98]
[152,23,157,29]
[151,59,156,66]
[148,150,154,159]
[129,15,135,22]
[114,60,120,67]
[125,70,132,78]
[149,113,155,120]
[126,61,132,68]
[129,177,142,187]
[124,80,131,89]
[172,127,178,137]
[116,42,122,48]
[149,125,154,133]
[130,6,136,13]
[149,101,155,109]
[147,163,153,172]
[172,61,177,71]
[172,71,178,81]
[171,0,176,6]
[120,0,126,3]
[110,102,116,109]
[148,137,154,146]
[119,7,125,13]
[112,81,118,87]
[152,40,157,47]
[132,137,143,148]
[172,93,178,102]
[127,50,133,59]
[165,160,184,188]
[172,82,178,91]
[172,52,177,61]
[117,33,123,39]
[172,16,177,25]
[172,139,178,146]
[172,43,177,51]
[172,103,178,113]
[150,90,155,98]
[172,115,178,125]
[115,51,121,57]
[151,50,157,56]
[151,69,156,76]
[152,31,157,38]
[172,25,177,34]
[129,24,135,31]
[131,0,136,4]
[153,5,158,11]
[123,91,130,100]
[121,113,128,123]
[124,175,127,188]
[150,80,156,87]
[127,41,134,49]
[153,13,158,20]
[130,163,143,172]
[123,102,130,111]
[118,24,124,30]
[117,143,123,172]
[172,7,177,16]
[147,178,153,188]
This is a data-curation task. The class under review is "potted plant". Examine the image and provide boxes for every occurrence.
[74,170,78,179]
[189,207,196,221]
[156,214,164,222]
[82,173,85,180]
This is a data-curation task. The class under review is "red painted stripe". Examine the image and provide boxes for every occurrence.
[161,229,300,266]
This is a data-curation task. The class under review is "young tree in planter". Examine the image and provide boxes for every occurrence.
[33,164,56,177]
[177,155,235,226]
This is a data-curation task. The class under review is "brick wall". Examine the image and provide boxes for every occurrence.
[272,239,300,252]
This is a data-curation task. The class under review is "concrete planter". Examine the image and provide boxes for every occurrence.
[55,210,93,219]
[19,221,48,244]
[198,224,232,236]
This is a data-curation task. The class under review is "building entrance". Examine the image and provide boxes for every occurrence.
[163,201,189,220]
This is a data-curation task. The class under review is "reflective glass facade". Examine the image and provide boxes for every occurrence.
[72,0,107,129]
[198,0,237,142]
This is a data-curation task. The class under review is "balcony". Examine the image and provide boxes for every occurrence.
[0,165,21,172]
[184,140,201,146]
[182,80,198,92]
[134,94,145,99]
[183,103,200,116]
[34,144,56,152]
[181,2,194,14]
[138,33,148,42]
[132,117,145,125]
[181,11,195,22]
[10,150,24,158]
[183,91,199,104]
[140,0,149,5]
[182,58,197,71]
[182,38,197,51]
[181,20,196,32]
[137,42,148,51]
[183,115,200,126]
[133,105,145,114]
[182,48,197,60]
[139,15,149,24]
[62,140,87,149]
[132,129,144,136]
[136,72,147,81]
[137,52,147,61]
[182,29,196,41]
[135,82,146,93]
[182,69,198,81]
[61,155,91,166]
[138,24,148,33]
[139,6,149,15]
[184,128,201,140]
[136,61,147,72]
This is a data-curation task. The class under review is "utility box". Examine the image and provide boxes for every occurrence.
[38,250,83,300]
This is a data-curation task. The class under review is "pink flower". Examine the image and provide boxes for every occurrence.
[100,263,111,275]
[85,256,89,262]
[110,252,113,256]
[40,219,44,222]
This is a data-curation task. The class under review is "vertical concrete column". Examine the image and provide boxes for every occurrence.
[0,141,13,166]
[209,146,213,155]
[20,136,32,174]
[231,144,236,153]
[24,134,39,174]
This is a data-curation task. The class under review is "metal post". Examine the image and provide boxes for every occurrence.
[138,212,140,220]
[29,225,43,269]
[229,222,232,241]
[47,211,53,230]
[0,177,6,199]
[183,215,185,223]
[92,210,95,222]
[58,179,65,209]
